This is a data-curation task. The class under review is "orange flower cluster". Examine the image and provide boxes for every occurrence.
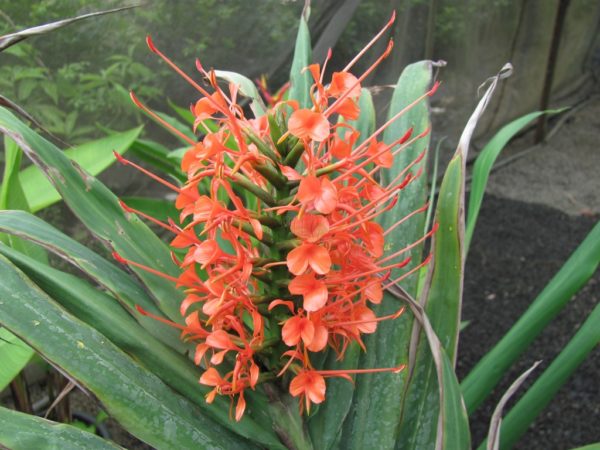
[116,13,437,419]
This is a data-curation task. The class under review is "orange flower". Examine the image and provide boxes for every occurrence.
[289,370,326,414]
[297,175,337,214]
[286,243,332,275]
[288,109,330,141]
[288,272,328,311]
[282,315,315,347]
[291,214,329,242]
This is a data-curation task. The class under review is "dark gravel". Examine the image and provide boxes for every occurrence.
[458,195,600,449]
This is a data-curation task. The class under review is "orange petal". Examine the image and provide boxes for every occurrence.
[313,178,337,214]
[304,282,328,312]
[307,244,332,275]
[235,393,246,422]
[328,72,361,98]
[307,324,328,351]
[288,109,330,141]
[297,175,320,204]
[333,97,360,121]
[286,245,310,275]
[282,316,314,346]
[199,367,222,386]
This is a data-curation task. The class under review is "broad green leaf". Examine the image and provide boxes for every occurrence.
[288,11,312,108]
[0,107,184,324]
[215,70,267,116]
[1,136,48,261]
[0,242,284,448]
[570,445,600,450]
[462,220,600,414]
[389,286,471,450]
[19,127,142,212]
[0,328,33,392]
[465,110,563,252]
[0,136,42,388]
[397,64,511,449]
[340,60,434,450]
[478,300,600,450]
[168,99,195,125]
[0,255,257,450]
[0,406,123,450]
[0,210,183,352]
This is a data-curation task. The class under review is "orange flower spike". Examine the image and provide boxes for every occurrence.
[288,109,330,142]
[288,272,329,312]
[286,243,332,276]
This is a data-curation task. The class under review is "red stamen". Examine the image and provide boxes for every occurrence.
[113,151,182,193]
[325,39,394,118]
[135,304,187,331]
[343,11,396,72]
[119,199,179,233]
[383,202,429,237]
[332,307,405,328]
[130,91,196,145]
[318,363,405,377]
[112,252,180,283]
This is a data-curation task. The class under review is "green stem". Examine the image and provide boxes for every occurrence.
[283,140,306,168]
[232,174,276,206]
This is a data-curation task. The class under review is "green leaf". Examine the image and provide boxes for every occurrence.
[0,406,123,450]
[0,107,184,324]
[288,11,312,108]
[215,70,266,116]
[465,109,564,252]
[0,328,34,392]
[389,286,471,450]
[477,300,600,450]
[0,254,257,450]
[340,60,434,450]
[0,210,183,352]
[0,242,284,449]
[168,99,195,125]
[1,135,47,262]
[397,64,511,449]
[462,220,600,414]
[19,127,142,212]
